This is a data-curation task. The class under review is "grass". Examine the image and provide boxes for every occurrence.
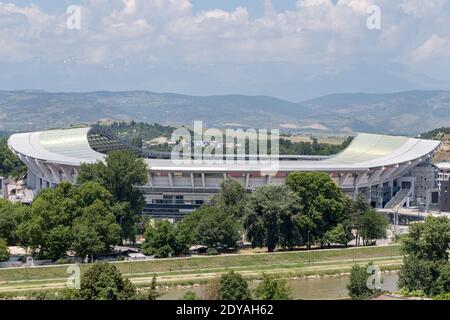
[0,245,401,294]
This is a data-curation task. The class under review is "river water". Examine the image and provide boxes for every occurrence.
[159,273,399,300]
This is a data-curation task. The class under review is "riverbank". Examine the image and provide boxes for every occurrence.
[0,245,401,297]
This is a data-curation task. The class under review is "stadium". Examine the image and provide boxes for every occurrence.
[8,127,442,219]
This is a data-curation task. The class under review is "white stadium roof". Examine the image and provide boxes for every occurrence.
[8,127,442,173]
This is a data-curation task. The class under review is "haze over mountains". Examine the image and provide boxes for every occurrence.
[0,90,449,135]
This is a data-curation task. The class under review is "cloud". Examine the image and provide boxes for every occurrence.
[0,0,450,98]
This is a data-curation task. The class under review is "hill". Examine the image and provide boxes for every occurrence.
[420,127,450,163]
[1,90,449,135]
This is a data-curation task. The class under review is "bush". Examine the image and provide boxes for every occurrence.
[347,262,382,300]
[219,271,252,300]
[254,274,292,300]
[181,291,199,300]
[76,262,136,300]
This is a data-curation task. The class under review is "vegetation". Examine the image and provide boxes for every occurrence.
[243,185,301,252]
[398,217,450,297]
[213,178,247,220]
[358,209,388,246]
[0,199,26,245]
[141,220,188,258]
[180,206,240,250]
[17,182,120,261]
[0,138,27,179]
[0,238,9,262]
[347,262,382,300]
[218,271,252,300]
[254,273,293,300]
[77,150,148,242]
[181,291,199,300]
[76,262,136,300]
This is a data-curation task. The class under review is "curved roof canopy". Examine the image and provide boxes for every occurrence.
[8,127,441,172]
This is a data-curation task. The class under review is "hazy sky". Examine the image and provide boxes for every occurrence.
[1,0,450,101]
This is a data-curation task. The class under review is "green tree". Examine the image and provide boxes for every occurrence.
[435,263,450,295]
[0,238,9,262]
[402,216,450,262]
[358,209,388,246]
[254,274,292,300]
[347,262,381,300]
[141,220,188,258]
[398,254,438,296]
[77,150,148,242]
[76,262,136,300]
[351,193,371,246]
[144,274,161,300]
[243,185,300,252]
[398,217,450,297]
[72,201,121,258]
[0,138,27,178]
[285,172,351,248]
[213,178,247,220]
[180,206,240,250]
[219,271,252,300]
[0,199,26,245]
[323,224,352,247]
[17,182,121,261]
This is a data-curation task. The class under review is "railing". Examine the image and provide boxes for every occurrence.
[385,188,411,209]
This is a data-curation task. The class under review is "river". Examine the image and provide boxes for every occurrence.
[158,273,399,300]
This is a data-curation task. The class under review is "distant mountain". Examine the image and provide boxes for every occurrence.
[0,90,449,135]
[301,90,450,134]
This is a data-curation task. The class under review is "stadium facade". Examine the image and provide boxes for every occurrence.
[8,127,442,218]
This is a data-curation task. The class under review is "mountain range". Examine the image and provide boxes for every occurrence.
[0,89,449,135]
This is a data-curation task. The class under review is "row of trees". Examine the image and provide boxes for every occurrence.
[142,173,388,256]
[0,150,148,261]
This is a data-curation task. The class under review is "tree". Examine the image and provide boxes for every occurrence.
[72,201,121,258]
[0,199,26,245]
[285,172,351,248]
[77,150,148,242]
[350,193,371,246]
[219,271,252,300]
[347,263,381,300]
[243,185,300,252]
[402,217,450,262]
[145,274,161,300]
[17,181,121,261]
[213,178,247,220]
[435,263,450,295]
[141,220,188,258]
[358,209,388,246]
[180,206,240,250]
[0,238,9,262]
[398,217,450,297]
[254,274,292,300]
[398,254,438,296]
[76,262,136,300]
[323,224,352,247]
